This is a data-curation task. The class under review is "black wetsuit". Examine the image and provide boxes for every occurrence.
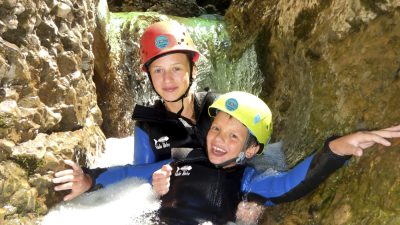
[133,91,218,164]
[156,138,351,225]
[158,149,244,225]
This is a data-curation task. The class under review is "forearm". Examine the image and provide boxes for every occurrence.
[84,159,172,191]
[244,136,351,205]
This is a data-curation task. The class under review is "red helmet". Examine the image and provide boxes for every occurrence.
[139,21,200,72]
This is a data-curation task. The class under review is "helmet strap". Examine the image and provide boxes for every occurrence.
[149,60,194,116]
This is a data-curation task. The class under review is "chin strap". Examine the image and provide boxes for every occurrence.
[163,84,190,116]
[214,152,246,169]
[214,133,250,169]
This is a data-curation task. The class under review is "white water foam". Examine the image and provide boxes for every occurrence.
[42,178,160,225]
[43,136,161,225]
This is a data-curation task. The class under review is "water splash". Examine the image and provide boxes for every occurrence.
[42,179,160,225]
[42,137,155,225]
[93,136,135,168]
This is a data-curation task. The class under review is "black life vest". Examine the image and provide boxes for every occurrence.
[132,91,218,162]
[159,149,245,225]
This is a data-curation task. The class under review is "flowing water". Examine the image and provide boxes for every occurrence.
[42,136,162,225]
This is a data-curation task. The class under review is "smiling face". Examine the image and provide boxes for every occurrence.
[207,111,257,168]
[148,53,192,102]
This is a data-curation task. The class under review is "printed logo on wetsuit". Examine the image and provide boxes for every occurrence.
[155,35,169,49]
[175,165,192,176]
[154,136,170,149]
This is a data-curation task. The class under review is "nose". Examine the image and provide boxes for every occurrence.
[214,131,226,144]
[162,69,174,83]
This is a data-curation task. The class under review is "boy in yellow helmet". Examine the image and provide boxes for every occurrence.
[152,91,400,224]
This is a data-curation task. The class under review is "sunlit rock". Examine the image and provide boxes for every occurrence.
[57,2,72,19]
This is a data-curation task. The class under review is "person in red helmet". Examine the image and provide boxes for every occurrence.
[132,21,219,165]
[53,21,219,200]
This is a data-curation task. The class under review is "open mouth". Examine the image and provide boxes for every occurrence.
[211,145,227,156]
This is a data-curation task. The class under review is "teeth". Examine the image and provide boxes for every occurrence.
[213,146,226,153]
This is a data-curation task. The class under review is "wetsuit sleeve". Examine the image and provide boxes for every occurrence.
[85,159,172,191]
[243,136,351,206]
[134,125,156,164]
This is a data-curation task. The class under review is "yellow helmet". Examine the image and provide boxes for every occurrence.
[208,91,273,153]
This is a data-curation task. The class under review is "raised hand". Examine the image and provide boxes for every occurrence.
[329,124,400,157]
[152,164,172,196]
[52,160,92,201]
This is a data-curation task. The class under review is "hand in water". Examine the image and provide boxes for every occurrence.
[52,160,92,201]
[329,124,400,156]
[235,201,264,225]
[152,164,172,196]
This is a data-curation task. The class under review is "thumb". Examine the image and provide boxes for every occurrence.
[353,147,363,157]
[162,164,173,176]
[162,164,173,172]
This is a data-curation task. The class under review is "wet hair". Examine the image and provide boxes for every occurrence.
[244,133,263,154]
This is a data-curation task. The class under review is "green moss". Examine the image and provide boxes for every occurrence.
[294,7,319,41]
[11,156,44,176]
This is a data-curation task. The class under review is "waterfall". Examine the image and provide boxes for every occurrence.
[99,11,264,106]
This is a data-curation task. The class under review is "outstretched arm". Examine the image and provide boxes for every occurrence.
[53,159,171,201]
[243,124,400,206]
[329,124,400,156]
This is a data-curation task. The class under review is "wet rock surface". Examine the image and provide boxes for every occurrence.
[0,0,104,223]
[225,1,400,224]
[106,0,230,16]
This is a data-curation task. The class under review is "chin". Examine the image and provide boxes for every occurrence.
[209,157,223,165]
[163,94,179,101]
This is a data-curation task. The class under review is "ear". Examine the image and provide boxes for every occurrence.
[191,65,197,79]
[245,145,259,159]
